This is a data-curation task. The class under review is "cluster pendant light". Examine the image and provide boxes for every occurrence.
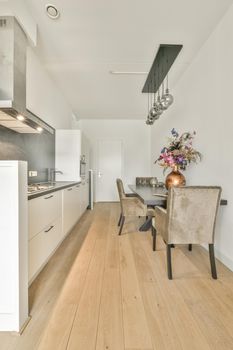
[142,44,183,126]
[146,60,174,125]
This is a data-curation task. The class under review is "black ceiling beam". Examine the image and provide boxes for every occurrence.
[142,44,183,93]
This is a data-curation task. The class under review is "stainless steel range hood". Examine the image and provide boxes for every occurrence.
[0,17,54,134]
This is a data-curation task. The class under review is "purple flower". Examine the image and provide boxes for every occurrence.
[177,156,184,164]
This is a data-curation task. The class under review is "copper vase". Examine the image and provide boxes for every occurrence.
[165,166,186,189]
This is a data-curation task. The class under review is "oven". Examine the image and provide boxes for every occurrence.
[80,155,86,178]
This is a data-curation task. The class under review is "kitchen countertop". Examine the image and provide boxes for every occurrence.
[28,181,82,200]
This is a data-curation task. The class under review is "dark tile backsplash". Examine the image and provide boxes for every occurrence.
[0,125,55,183]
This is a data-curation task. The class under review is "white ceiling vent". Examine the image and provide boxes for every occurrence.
[46,4,60,19]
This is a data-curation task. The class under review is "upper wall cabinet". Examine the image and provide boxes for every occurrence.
[56,130,90,181]
[56,130,81,181]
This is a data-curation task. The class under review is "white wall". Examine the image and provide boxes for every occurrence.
[151,4,233,270]
[26,47,73,129]
[0,0,37,45]
[77,119,151,200]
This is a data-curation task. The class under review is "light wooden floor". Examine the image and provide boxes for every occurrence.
[1,202,233,350]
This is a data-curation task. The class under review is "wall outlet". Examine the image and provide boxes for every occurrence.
[29,171,38,177]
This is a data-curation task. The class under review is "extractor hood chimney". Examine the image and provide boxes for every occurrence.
[0,17,54,134]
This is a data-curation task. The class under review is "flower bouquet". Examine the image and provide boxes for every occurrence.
[155,129,202,188]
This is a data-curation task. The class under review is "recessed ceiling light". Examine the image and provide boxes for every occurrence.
[45,4,60,19]
[36,126,43,133]
[17,115,25,121]
[110,71,148,75]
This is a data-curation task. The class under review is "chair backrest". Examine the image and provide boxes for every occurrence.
[116,178,126,200]
[136,177,153,186]
[166,186,222,244]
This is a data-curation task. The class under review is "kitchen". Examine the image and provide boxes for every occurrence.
[1,1,233,350]
[0,16,91,332]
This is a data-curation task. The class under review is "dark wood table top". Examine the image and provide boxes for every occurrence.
[128,184,227,207]
[128,185,168,206]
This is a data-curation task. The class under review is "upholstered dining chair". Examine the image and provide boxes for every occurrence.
[152,186,222,280]
[136,177,153,186]
[116,178,154,235]
[116,178,137,225]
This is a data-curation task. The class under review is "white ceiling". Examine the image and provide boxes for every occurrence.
[25,0,232,120]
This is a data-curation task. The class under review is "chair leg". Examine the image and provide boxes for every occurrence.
[152,227,157,251]
[118,213,122,227]
[209,244,217,279]
[188,244,192,251]
[119,216,125,235]
[166,244,173,280]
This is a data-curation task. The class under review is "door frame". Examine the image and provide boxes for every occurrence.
[95,138,124,202]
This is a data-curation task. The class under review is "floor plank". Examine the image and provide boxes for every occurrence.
[96,205,124,350]
[119,234,153,350]
[66,204,110,350]
[130,233,182,350]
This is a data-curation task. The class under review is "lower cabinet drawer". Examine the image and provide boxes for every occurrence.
[29,191,62,240]
[29,217,62,282]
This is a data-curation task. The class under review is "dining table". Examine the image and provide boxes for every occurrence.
[128,184,228,231]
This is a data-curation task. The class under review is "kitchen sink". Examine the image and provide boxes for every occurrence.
[28,182,56,194]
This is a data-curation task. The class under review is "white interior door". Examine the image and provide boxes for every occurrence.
[96,139,122,202]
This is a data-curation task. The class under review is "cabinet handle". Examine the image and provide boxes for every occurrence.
[67,188,73,191]
[44,195,54,200]
[44,225,54,233]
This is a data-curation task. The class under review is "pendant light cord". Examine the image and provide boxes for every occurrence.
[153,72,156,104]
[166,54,169,90]
[147,84,149,115]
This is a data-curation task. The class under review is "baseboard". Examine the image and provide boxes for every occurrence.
[215,248,233,272]
[202,243,233,272]
[19,315,32,335]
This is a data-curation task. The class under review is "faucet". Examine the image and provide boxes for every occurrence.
[47,168,63,183]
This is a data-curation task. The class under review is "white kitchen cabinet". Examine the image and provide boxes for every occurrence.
[74,184,82,220]
[84,181,89,209]
[29,191,62,240]
[29,218,62,282]
[28,189,62,284]
[80,181,89,214]
[56,129,91,183]
[56,130,81,182]
[28,183,84,284]
[0,161,28,332]
[62,184,81,236]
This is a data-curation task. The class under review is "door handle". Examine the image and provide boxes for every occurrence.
[98,171,103,177]
[44,225,54,233]
[44,195,54,200]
